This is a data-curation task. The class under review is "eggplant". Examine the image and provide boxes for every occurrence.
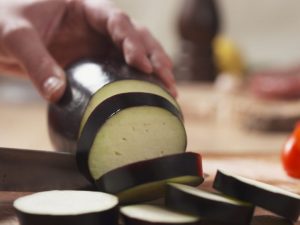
[48,58,181,152]
[77,92,186,181]
[165,183,254,225]
[213,170,300,222]
[120,204,201,225]
[13,190,118,225]
[96,152,204,204]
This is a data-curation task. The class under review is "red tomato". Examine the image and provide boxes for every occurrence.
[281,123,300,178]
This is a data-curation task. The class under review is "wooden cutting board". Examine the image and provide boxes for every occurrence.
[0,152,299,225]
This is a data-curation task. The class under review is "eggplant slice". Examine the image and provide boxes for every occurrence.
[213,170,300,222]
[77,92,186,181]
[48,59,180,152]
[80,79,180,133]
[166,183,254,225]
[120,204,200,225]
[96,152,203,204]
[14,190,118,225]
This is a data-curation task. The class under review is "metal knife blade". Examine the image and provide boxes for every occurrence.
[0,147,92,192]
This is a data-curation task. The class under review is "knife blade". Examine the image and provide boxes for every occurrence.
[0,147,92,192]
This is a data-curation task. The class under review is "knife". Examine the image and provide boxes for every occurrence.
[0,147,92,192]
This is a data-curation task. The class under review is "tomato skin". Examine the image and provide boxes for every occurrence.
[281,124,300,178]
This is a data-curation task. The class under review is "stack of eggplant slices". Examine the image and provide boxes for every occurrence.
[14,60,300,225]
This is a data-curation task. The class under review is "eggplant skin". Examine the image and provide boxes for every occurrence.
[48,58,176,152]
[95,152,203,202]
[77,92,184,181]
[213,170,300,222]
[165,184,254,225]
[15,207,118,225]
[48,76,89,152]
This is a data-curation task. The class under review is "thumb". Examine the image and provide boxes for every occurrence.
[3,24,66,102]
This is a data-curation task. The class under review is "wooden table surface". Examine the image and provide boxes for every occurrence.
[0,82,299,224]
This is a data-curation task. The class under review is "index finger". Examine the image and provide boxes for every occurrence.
[137,26,177,97]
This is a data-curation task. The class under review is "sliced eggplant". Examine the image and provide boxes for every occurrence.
[166,183,254,225]
[213,170,300,222]
[120,204,200,225]
[48,58,180,152]
[77,92,186,181]
[13,190,118,225]
[80,79,179,133]
[96,152,203,204]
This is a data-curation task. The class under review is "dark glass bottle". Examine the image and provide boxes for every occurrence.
[175,0,220,81]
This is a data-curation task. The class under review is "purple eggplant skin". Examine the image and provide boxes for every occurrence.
[95,152,203,196]
[15,206,118,225]
[213,170,300,223]
[77,92,184,182]
[165,184,254,225]
[48,58,176,153]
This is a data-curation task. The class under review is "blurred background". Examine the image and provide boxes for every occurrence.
[1,0,300,152]
[114,0,300,68]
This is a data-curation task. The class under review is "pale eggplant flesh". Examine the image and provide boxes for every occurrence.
[120,204,201,225]
[14,190,118,225]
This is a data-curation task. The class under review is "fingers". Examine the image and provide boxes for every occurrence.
[106,11,153,74]
[106,11,177,97]
[2,22,66,102]
[84,1,153,73]
[83,1,177,97]
[137,26,177,97]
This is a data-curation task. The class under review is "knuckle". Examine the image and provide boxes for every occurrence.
[37,56,53,73]
[0,19,30,42]
[126,53,139,65]
[137,25,150,36]
[109,10,130,25]
[28,56,54,82]
[125,50,144,66]
[124,36,142,51]
[108,10,133,45]
[151,53,163,69]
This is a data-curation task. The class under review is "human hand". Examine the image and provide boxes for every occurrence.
[0,0,176,102]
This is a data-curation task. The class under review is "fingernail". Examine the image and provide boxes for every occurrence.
[43,76,65,101]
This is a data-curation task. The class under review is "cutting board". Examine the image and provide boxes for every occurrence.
[0,152,299,225]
